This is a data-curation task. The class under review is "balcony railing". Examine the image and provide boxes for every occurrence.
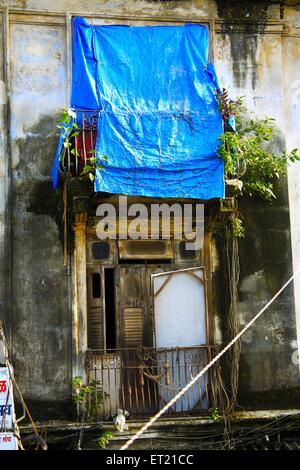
[59,110,99,178]
[86,346,223,420]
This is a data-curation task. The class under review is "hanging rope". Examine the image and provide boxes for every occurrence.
[120,267,300,450]
[0,328,46,450]
[7,362,47,450]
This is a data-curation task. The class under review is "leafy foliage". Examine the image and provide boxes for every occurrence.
[88,380,110,418]
[71,376,109,420]
[210,406,221,422]
[230,215,245,239]
[72,376,93,404]
[97,431,114,449]
[57,108,107,181]
[216,89,300,201]
[217,88,244,121]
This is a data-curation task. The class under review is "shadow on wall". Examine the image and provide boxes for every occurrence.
[13,114,60,180]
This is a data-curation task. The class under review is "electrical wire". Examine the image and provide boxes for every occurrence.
[120,267,300,450]
[6,360,47,450]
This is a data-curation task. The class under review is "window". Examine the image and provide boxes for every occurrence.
[92,241,110,261]
[118,240,173,260]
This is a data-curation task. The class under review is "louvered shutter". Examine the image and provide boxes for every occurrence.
[87,269,105,349]
[124,307,143,347]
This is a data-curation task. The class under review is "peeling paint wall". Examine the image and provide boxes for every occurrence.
[9,18,71,415]
[283,5,300,387]
[0,0,299,419]
[213,3,300,408]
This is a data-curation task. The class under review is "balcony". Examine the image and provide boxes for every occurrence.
[86,345,223,420]
[59,110,99,178]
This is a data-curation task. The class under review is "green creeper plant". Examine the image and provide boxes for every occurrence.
[230,214,245,239]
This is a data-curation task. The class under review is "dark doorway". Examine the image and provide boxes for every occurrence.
[104,268,116,349]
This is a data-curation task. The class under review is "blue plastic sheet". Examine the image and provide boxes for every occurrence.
[53,17,224,199]
[51,120,72,191]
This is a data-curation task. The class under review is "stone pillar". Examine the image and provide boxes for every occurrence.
[72,210,88,380]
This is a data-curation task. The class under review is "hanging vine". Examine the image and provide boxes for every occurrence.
[222,215,241,448]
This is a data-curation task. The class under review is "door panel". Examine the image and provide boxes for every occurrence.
[152,267,207,348]
[117,266,148,348]
[152,267,208,412]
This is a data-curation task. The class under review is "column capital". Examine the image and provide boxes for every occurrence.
[73,212,88,233]
[73,196,89,215]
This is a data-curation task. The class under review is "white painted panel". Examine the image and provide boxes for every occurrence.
[0,367,15,430]
[153,268,206,348]
[153,268,208,412]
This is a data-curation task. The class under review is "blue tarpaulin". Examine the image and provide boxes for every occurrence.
[53,16,224,199]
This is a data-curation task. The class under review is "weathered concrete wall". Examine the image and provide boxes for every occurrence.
[213,3,300,408]
[0,0,299,418]
[9,17,72,416]
[283,5,300,381]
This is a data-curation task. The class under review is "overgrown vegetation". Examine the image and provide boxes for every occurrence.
[217,88,300,200]
[216,88,300,237]
[57,108,107,181]
[214,90,300,444]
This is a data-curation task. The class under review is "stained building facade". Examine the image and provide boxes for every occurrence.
[0,0,299,423]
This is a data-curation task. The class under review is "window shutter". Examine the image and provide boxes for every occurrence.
[124,307,143,347]
[87,270,104,349]
[88,308,104,349]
